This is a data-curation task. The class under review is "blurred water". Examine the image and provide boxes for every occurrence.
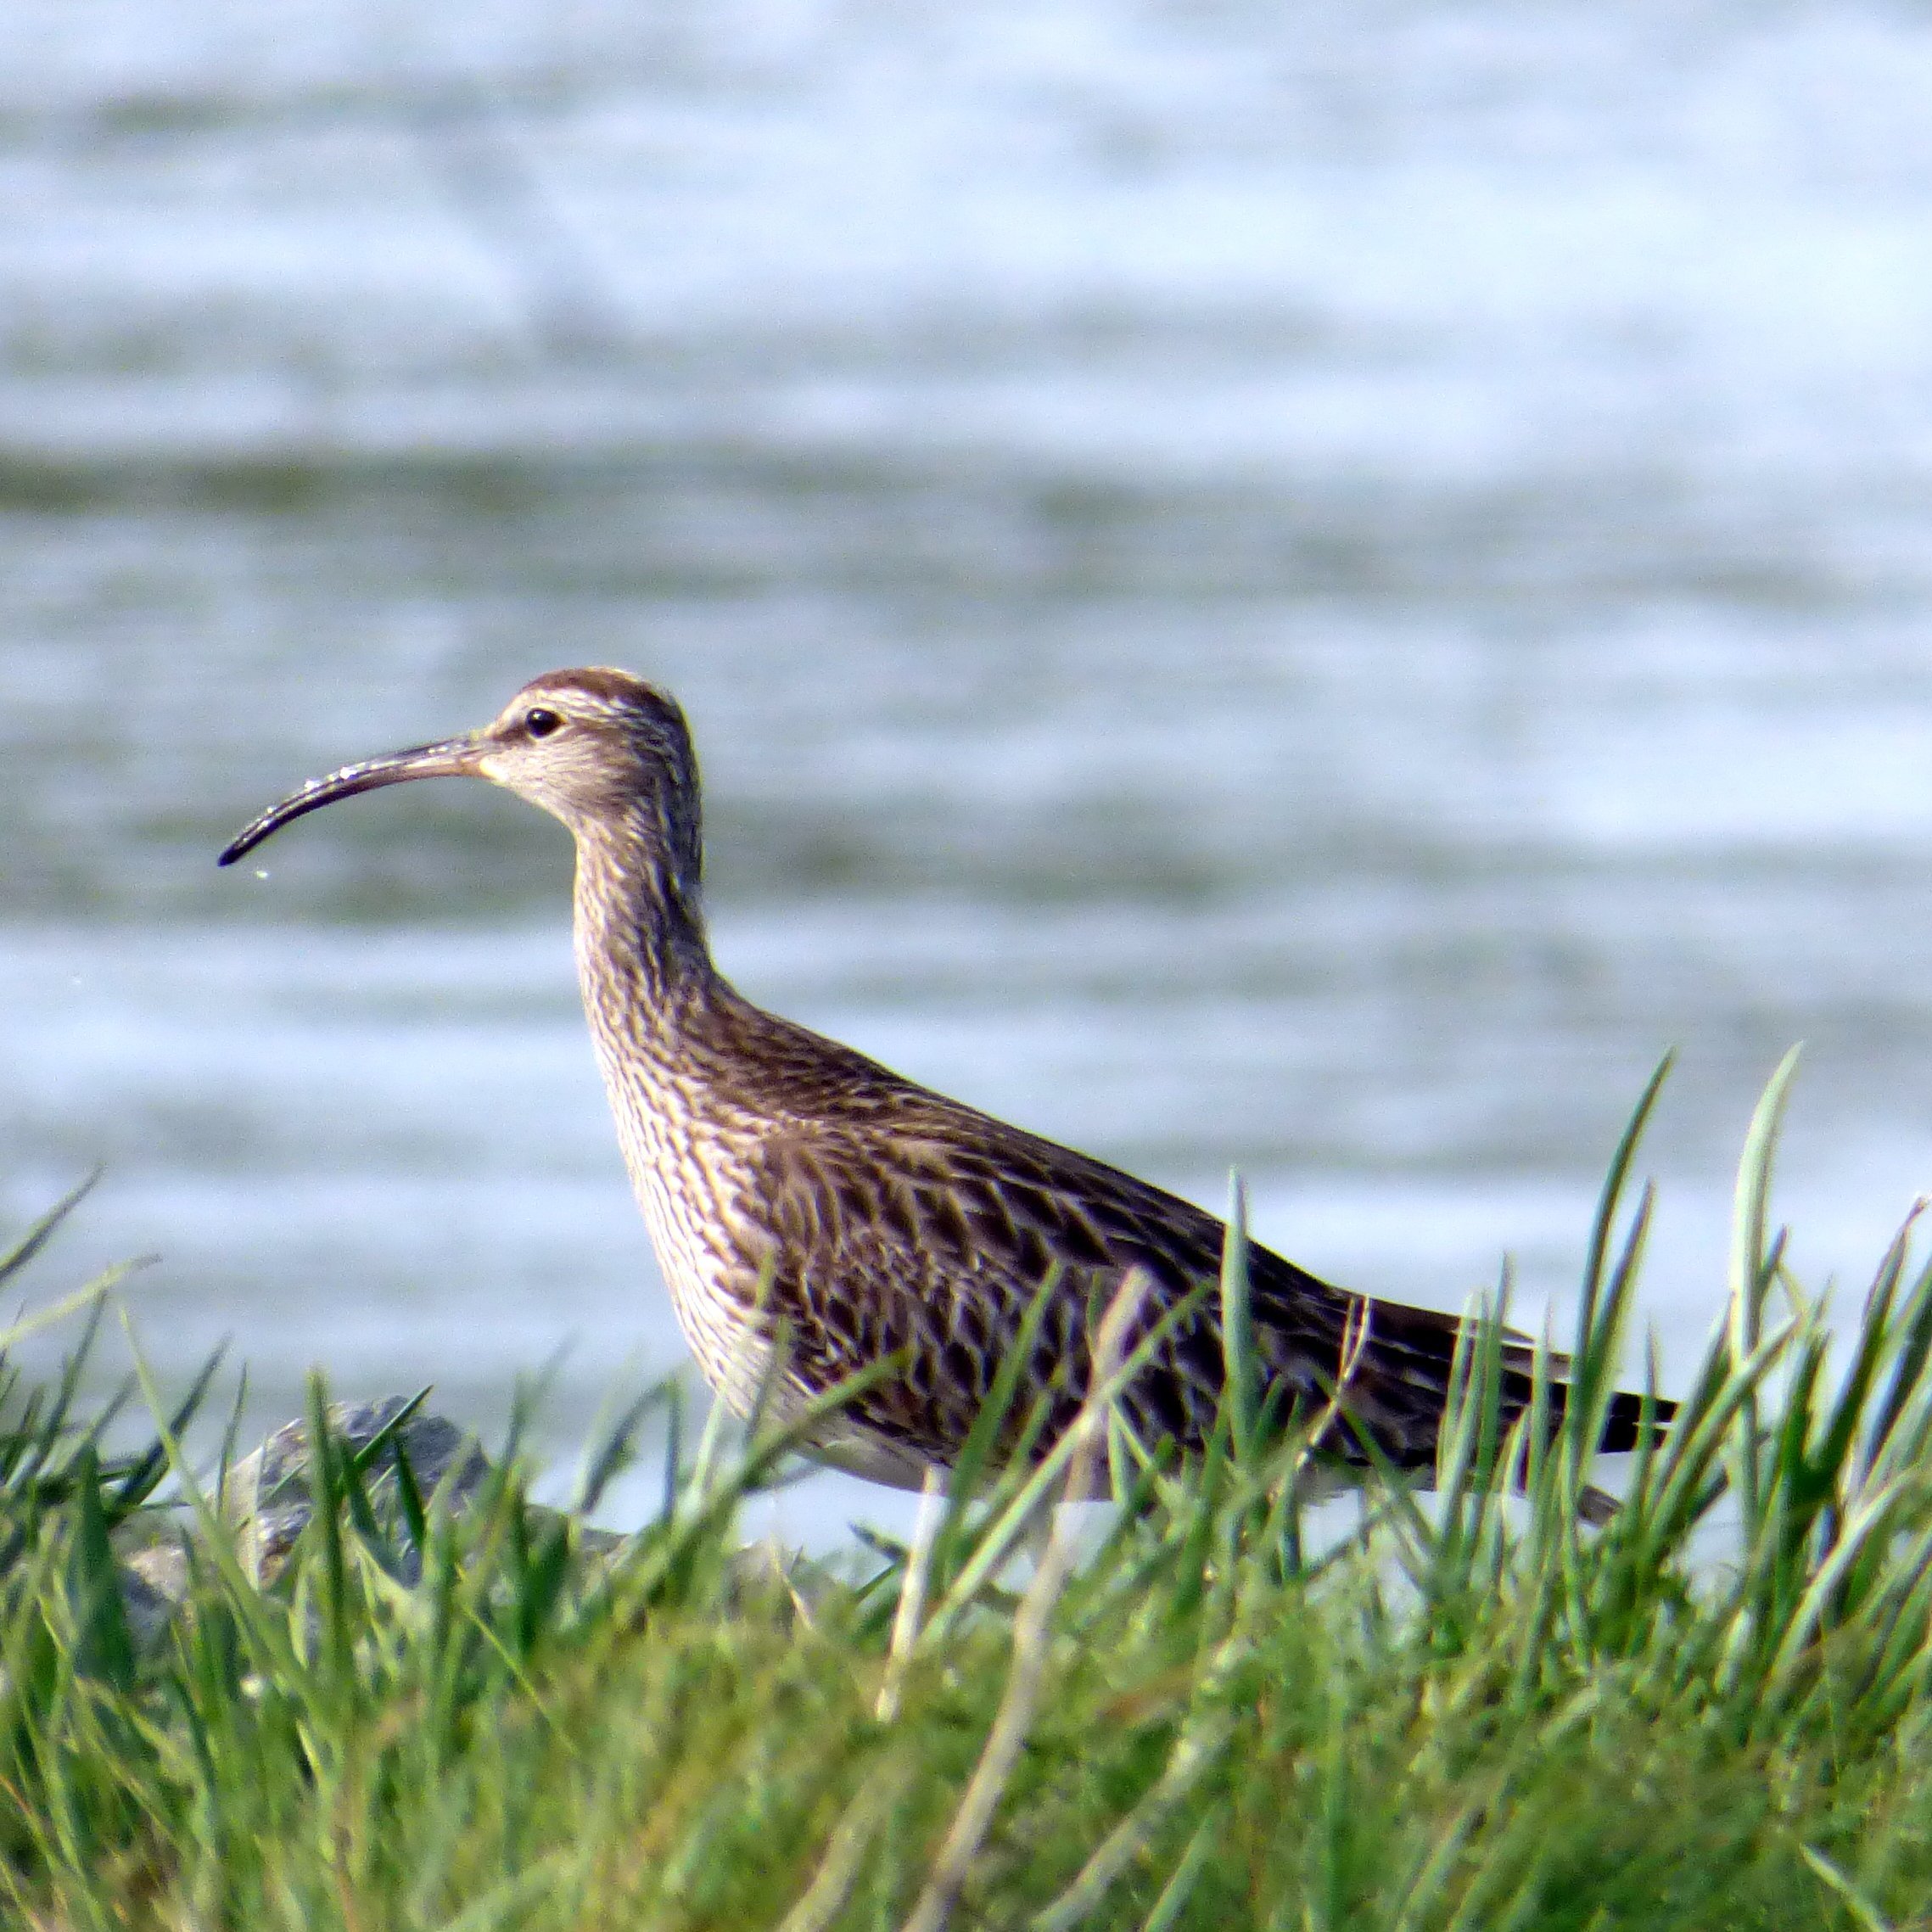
[5,0,1932,1542]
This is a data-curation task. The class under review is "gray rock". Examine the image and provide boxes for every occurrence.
[109,1395,641,1644]
[116,1548,186,1650]
[225,1396,492,1586]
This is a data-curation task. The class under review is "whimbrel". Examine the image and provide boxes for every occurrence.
[220,669,1669,1504]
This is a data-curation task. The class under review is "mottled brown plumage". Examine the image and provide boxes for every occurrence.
[220,669,1671,1499]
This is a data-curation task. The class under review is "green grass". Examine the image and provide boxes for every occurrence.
[6,1053,1932,1930]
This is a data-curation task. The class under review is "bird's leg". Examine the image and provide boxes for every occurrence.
[876,1464,947,1722]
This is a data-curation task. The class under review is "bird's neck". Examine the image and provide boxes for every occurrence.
[569,813,721,1058]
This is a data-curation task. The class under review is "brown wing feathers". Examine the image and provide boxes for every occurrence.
[736,1053,1672,1480]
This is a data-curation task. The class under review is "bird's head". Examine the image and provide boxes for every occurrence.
[218,669,703,869]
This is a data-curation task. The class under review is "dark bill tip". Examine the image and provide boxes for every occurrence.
[216,737,482,867]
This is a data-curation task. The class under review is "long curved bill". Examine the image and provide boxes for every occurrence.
[216,736,484,866]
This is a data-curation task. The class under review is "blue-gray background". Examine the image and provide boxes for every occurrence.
[5,0,1931,1538]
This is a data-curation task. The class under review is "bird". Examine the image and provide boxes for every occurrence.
[219,668,1671,1510]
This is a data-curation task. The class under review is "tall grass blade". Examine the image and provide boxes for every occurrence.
[1576,1054,1672,1367]
[65,1446,134,1691]
[0,1171,99,1291]
[1728,1047,1804,1533]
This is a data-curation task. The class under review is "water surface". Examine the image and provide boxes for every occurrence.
[5,0,1932,1538]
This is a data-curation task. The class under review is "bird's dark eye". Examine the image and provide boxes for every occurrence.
[524,708,563,739]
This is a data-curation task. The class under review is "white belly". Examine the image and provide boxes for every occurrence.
[613,1102,770,1415]
[592,1038,935,1490]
